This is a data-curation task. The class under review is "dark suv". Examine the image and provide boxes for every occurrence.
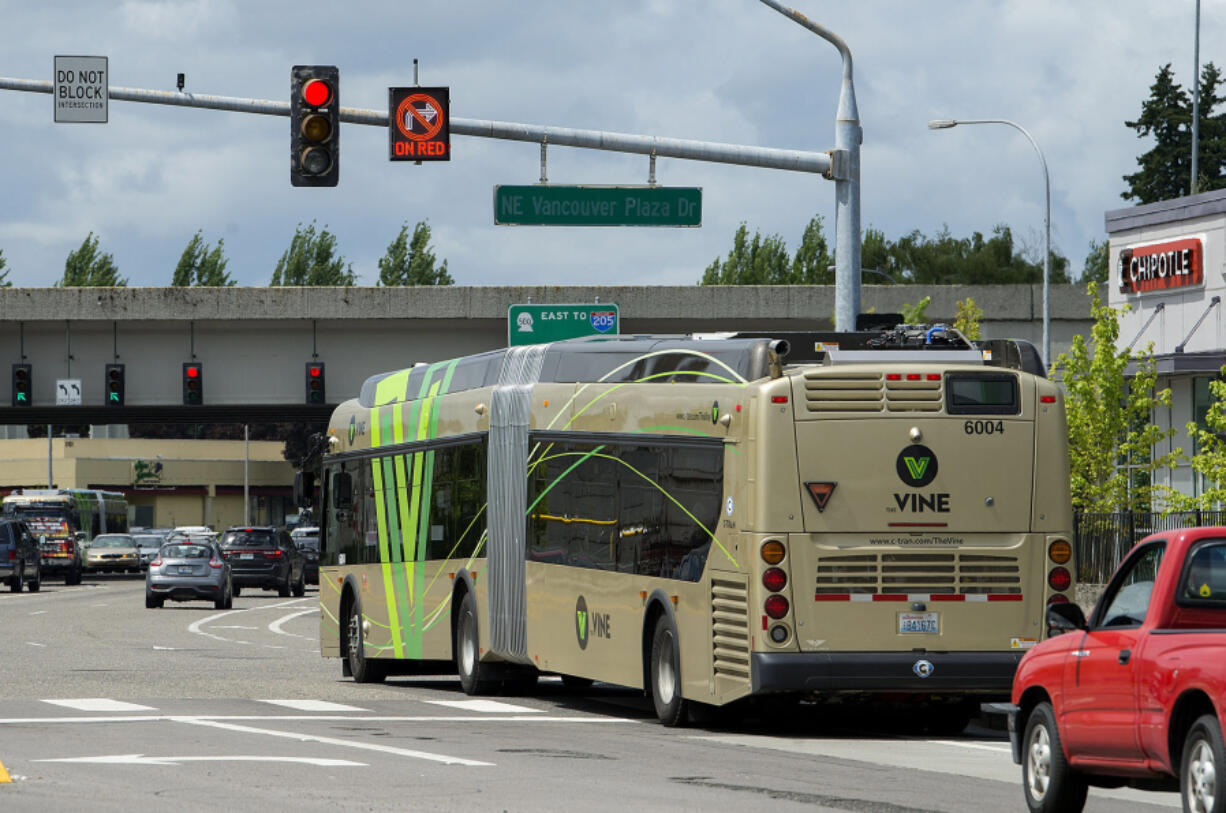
[219,526,305,597]
[0,520,41,592]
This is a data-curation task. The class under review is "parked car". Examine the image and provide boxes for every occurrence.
[146,540,232,610]
[132,534,164,569]
[0,519,41,592]
[290,526,320,585]
[1009,526,1226,812]
[219,526,304,597]
[85,533,142,573]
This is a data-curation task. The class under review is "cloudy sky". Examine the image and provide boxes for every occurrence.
[0,1,1213,288]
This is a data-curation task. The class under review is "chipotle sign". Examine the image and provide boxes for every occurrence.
[1117,237,1203,295]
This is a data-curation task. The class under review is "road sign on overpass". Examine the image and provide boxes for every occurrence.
[494,185,701,227]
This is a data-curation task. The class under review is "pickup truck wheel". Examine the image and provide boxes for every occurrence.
[1182,714,1224,813]
[1022,702,1087,813]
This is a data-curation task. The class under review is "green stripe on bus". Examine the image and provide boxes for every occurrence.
[374,370,410,406]
[414,379,444,642]
[369,412,405,659]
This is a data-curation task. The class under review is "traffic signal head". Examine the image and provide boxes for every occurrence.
[105,363,125,407]
[11,364,31,407]
[182,362,203,405]
[290,65,339,187]
[305,362,326,405]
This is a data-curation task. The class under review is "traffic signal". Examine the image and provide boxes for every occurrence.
[182,362,203,405]
[305,362,326,404]
[104,363,125,406]
[11,364,31,407]
[290,65,339,187]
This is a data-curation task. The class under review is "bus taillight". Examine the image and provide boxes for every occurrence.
[1048,567,1072,592]
[762,567,787,592]
[760,540,785,565]
[764,594,789,619]
[1048,539,1072,564]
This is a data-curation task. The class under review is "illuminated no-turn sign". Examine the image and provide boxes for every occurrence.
[54,55,108,123]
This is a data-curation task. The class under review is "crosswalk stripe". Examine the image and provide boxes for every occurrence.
[42,698,158,712]
[255,699,370,712]
[423,699,542,714]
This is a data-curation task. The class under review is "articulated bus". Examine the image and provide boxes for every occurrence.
[317,326,1073,728]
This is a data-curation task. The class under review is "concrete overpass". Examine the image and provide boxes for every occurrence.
[0,283,1100,424]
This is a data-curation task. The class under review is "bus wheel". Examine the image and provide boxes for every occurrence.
[650,614,689,727]
[344,596,386,684]
[1181,714,1224,813]
[1022,701,1086,813]
[455,592,496,695]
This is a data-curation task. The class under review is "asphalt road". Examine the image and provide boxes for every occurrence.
[0,573,1179,812]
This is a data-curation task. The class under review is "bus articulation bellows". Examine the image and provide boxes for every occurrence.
[316,326,1072,728]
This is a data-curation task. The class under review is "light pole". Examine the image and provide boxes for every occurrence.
[928,118,1051,368]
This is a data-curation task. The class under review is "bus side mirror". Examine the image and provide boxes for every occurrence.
[293,472,315,508]
[332,471,353,510]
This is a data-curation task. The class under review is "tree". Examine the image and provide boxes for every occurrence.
[377,221,453,286]
[57,233,127,286]
[0,249,10,288]
[789,215,834,284]
[1082,238,1110,283]
[901,295,930,324]
[271,222,355,286]
[1123,62,1226,202]
[172,231,234,286]
[953,297,983,340]
[699,223,790,285]
[1051,283,1180,512]
[1181,366,1226,509]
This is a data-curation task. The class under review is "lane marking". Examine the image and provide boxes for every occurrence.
[268,609,316,639]
[0,759,10,783]
[35,754,365,767]
[26,642,46,648]
[171,717,494,767]
[424,699,543,714]
[29,610,46,615]
[42,699,157,713]
[0,713,637,725]
[256,700,371,712]
[187,598,315,644]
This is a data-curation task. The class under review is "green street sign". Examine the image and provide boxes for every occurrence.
[494,185,701,227]
[509,304,619,346]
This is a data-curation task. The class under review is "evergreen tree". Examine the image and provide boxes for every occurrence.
[1122,62,1226,202]
[57,233,127,286]
[1083,238,1110,283]
[0,249,10,287]
[789,215,833,284]
[172,231,234,286]
[377,221,453,286]
[271,222,355,286]
[699,223,790,284]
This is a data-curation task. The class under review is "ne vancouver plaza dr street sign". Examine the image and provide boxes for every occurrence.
[494,185,701,227]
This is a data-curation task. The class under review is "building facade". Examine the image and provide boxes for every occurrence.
[0,437,295,530]
[1106,189,1226,503]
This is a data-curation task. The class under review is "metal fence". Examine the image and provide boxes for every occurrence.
[1074,511,1226,583]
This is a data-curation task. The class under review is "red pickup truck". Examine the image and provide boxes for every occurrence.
[1009,526,1226,812]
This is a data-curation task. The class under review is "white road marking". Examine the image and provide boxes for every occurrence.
[152,646,178,651]
[211,625,259,630]
[424,699,543,714]
[0,714,635,725]
[172,717,494,767]
[35,754,365,767]
[26,642,46,648]
[42,699,158,712]
[29,610,46,615]
[256,699,370,712]
[268,609,316,639]
[187,599,315,644]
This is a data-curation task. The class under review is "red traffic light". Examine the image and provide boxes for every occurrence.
[302,79,331,106]
[309,366,322,378]
[186,365,199,379]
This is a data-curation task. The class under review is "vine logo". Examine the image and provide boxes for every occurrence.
[896,444,938,488]
[575,595,610,650]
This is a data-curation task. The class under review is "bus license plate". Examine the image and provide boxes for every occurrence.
[899,612,938,634]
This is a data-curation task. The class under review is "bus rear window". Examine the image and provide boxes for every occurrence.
[946,374,1019,415]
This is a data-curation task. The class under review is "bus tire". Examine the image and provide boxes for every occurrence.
[1022,701,1087,813]
[650,613,689,727]
[455,592,496,695]
[344,594,386,684]
[1181,714,1225,813]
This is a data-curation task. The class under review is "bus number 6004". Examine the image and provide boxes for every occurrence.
[964,420,1004,435]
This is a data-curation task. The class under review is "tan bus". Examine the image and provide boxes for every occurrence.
[317,327,1074,728]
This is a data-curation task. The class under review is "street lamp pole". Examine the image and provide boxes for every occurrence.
[928,118,1051,369]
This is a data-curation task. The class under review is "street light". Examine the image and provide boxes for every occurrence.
[928,118,1051,369]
